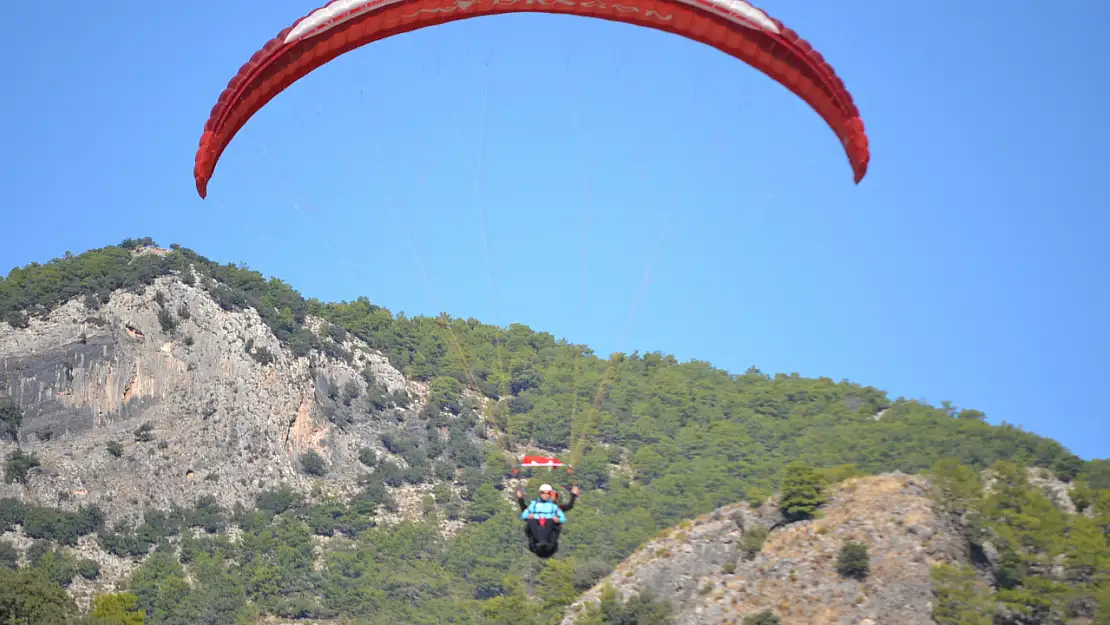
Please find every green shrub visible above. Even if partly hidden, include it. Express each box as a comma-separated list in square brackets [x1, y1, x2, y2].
[837, 541, 870, 580]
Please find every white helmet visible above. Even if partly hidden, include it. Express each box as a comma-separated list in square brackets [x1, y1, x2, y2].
[539, 483, 553, 492]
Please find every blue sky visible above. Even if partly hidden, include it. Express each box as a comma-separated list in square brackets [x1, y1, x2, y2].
[2, 1, 1107, 460]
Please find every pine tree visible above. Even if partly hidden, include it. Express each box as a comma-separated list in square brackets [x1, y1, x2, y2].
[780, 461, 826, 522]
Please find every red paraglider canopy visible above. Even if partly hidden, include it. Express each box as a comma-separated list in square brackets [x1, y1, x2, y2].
[194, 0, 869, 197]
[520, 455, 566, 468]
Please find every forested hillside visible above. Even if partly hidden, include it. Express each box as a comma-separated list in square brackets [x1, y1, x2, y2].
[0, 239, 1105, 624]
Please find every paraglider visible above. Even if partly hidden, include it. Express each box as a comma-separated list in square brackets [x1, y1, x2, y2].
[517, 483, 580, 558]
[514, 455, 578, 557]
[189, 0, 872, 559]
[193, 0, 870, 198]
[518, 455, 567, 470]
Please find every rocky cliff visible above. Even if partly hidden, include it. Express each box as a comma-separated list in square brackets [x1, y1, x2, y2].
[560, 473, 971, 625]
[0, 271, 430, 525]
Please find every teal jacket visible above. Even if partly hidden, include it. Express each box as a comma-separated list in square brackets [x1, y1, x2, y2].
[521, 499, 566, 523]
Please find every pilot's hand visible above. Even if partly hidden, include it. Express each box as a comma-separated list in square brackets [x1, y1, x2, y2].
[571, 486, 580, 496]
[516, 488, 524, 498]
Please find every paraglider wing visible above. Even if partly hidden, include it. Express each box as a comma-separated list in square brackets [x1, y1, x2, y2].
[194, 0, 869, 198]
[520, 455, 566, 468]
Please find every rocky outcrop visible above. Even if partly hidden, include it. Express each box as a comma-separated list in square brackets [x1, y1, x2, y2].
[1010, 466, 1078, 515]
[0, 275, 422, 525]
[561, 473, 968, 625]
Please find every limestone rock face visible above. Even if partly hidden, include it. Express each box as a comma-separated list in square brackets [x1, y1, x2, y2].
[0, 276, 419, 525]
[560, 474, 969, 625]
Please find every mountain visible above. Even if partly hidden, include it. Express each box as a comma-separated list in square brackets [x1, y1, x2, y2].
[0, 247, 437, 525]
[0, 238, 1105, 625]
[561, 463, 1110, 625]
[560, 472, 967, 625]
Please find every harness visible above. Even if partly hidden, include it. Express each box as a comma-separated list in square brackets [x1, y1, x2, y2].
[524, 499, 563, 525]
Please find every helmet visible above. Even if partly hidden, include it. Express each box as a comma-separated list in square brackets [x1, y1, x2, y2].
[539, 484, 553, 492]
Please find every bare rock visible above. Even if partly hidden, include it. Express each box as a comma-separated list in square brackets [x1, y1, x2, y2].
[561, 474, 969, 625]
[0, 275, 427, 524]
